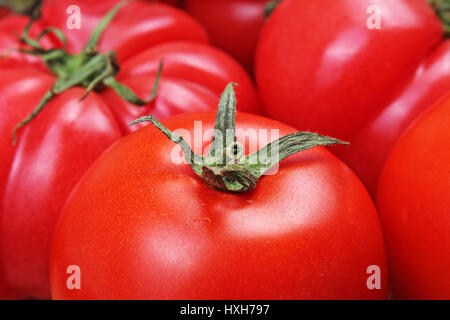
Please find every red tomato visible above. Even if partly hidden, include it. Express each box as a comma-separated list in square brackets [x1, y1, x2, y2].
[183, 0, 268, 72]
[335, 40, 450, 195]
[50, 110, 388, 299]
[0, 16, 56, 70]
[255, 0, 450, 195]
[103, 41, 260, 133]
[0, 0, 258, 299]
[0, 8, 10, 18]
[0, 70, 122, 300]
[377, 94, 450, 299]
[158, 0, 180, 5]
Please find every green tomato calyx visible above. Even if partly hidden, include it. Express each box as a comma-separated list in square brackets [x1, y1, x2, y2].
[10, 1, 162, 145]
[130, 83, 349, 193]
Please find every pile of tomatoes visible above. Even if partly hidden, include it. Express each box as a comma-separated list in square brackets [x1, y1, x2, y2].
[0, 0, 449, 300]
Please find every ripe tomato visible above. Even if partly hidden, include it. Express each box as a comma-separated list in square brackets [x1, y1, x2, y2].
[0, 8, 10, 19]
[183, 0, 268, 72]
[334, 40, 450, 195]
[0, 0, 258, 299]
[0, 69, 122, 300]
[255, 0, 450, 195]
[377, 94, 450, 299]
[50, 90, 388, 299]
[158, 0, 180, 5]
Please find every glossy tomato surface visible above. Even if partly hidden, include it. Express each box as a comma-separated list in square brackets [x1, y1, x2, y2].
[377, 95, 450, 299]
[184, 0, 267, 72]
[255, 0, 448, 196]
[50, 112, 388, 299]
[334, 39, 450, 196]
[0, 0, 258, 299]
[0, 8, 10, 18]
[104, 41, 259, 133]
[0, 69, 122, 299]
[256, 0, 442, 139]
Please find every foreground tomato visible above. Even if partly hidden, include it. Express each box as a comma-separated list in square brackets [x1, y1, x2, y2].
[256, 0, 450, 195]
[50, 84, 387, 299]
[183, 0, 269, 72]
[0, 0, 258, 299]
[377, 94, 450, 299]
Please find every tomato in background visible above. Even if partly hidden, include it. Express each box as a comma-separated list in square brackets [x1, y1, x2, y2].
[0, 70, 122, 300]
[0, 7, 10, 18]
[255, 0, 450, 196]
[183, 0, 268, 72]
[50, 109, 388, 299]
[335, 40, 450, 195]
[159, 0, 180, 5]
[0, 0, 258, 299]
[377, 94, 450, 299]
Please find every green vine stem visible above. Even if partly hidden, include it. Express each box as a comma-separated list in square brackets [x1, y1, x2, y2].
[10, 1, 163, 145]
[130, 83, 348, 193]
[429, 0, 450, 36]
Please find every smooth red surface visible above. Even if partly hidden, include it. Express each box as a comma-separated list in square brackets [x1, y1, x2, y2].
[50, 112, 388, 300]
[255, 0, 448, 195]
[157, 0, 180, 6]
[0, 0, 258, 299]
[40, 0, 208, 61]
[0, 70, 122, 299]
[104, 41, 259, 133]
[377, 95, 450, 299]
[335, 40, 450, 195]
[0, 8, 10, 18]
[184, 0, 267, 72]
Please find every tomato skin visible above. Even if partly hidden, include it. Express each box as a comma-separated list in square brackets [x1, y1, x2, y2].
[0, 8, 10, 18]
[183, 0, 267, 72]
[50, 112, 388, 300]
[256, 0, 442, 139]
[104, 41, 260, 132]
[255, 0, 449, 196]
[0, 69, 122, 299]
[40, 0, 209, 61]
[0, 0, 259, 299]
[334, 40, 450, 195]
[377, 95, 450, 299]
[158, 0, 180, 5]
